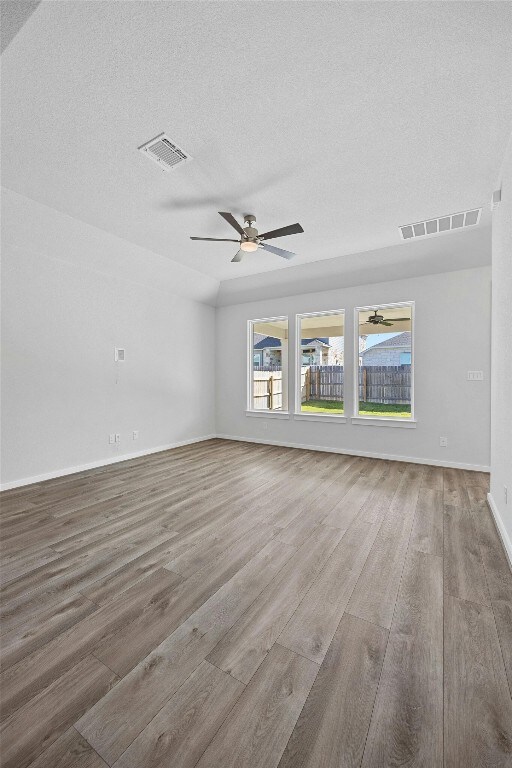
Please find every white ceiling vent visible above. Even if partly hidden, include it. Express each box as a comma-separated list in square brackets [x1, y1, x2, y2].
[138, 133, 192, 172]
[399, 208, 481, 240]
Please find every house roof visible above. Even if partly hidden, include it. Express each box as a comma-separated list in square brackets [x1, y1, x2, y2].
[362, 331, 411, 352]
[253, 336, 281, 350]
[301, 338, 330, 347]
[253, 333, 330, 349]
[254, 336, 331, 350]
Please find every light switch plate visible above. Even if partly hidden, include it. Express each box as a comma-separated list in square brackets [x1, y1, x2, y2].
[467, 371, 483, 381]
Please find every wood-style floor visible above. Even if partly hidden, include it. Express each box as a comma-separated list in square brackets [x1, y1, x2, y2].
[1, 439, 511, 768]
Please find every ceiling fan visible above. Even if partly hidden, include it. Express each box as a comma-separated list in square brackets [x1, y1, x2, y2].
[190, 212, 304, 262]
[361, 309, 411, 327]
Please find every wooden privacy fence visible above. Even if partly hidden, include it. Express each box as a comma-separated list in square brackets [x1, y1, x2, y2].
[253, 369, 283, 410]
[254, 365, 411, 409]
[359, 365, 411, 405]
[299, 365, 410, 404]
[301, 366, 344, 402]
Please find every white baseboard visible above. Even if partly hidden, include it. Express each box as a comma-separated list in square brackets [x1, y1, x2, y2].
[0, 435, 217, 491]
[487, 493, 512, 571]
[216, 433, 490, 472]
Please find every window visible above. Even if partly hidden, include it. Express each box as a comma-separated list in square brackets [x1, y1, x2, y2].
[248, 317, 288, 411]
[296, 310, 344, 415]
[356, 302, 413, 420]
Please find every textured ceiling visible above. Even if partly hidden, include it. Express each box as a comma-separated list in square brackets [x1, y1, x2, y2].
[0, 1, 41, 53]
[2, 1, 511, 283]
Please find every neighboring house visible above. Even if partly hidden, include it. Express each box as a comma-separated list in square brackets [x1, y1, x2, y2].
[253, 335, 283, 367]
[253, 336, 342, 367]
[327, 336, 345, 365]
[361, 332, 412, 366]
[301, 338, 331, 365]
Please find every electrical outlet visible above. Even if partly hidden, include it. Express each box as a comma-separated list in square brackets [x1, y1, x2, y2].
[115, 434, 120, 443]
[467, 371, 483, 381]
[132, 430, 139, 441]
[109, 434, 115, 445]
[440, 437, 448, 447]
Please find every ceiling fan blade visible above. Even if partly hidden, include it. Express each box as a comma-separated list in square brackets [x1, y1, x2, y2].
[387, 317, 410, 322]
[381, 321, 394, 326]
[260, 242, 296, 260]
[218, 212, 246, 237]
[231, 250, 243, 262]
[259, 222, 304, 240]
[190, 237, 240, 242]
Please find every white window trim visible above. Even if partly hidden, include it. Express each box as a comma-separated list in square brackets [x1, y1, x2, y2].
[247, 316, 288, 414]
[354, 301, 415, 423]
[351, 416, 417, 428]
[294, 309, 345, 420]
[245, 410, 290, 419]
[294, 413, 347, 423]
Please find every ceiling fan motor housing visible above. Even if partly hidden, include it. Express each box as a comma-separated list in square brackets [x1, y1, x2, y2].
[243, 215, 258, 242]
[244, 227, 259, 241]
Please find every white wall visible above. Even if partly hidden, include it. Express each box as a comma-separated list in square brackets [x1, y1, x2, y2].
[1, 189, 218, 488]
[216, 266, 491, 470]
[0, 187, 497, 490]
[490, 135, 512, 563]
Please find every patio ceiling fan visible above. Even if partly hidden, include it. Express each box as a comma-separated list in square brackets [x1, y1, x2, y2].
[362, 309, 410, 327]
[190, 212, 304, 262]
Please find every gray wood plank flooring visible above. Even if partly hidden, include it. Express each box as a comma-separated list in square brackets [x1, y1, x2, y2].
[1, 439, 510, 767]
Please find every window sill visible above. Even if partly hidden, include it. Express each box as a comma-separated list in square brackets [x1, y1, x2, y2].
[294, 412, 347, 423]
[245, 410, 290, 419]
[351, 416, 417, 429]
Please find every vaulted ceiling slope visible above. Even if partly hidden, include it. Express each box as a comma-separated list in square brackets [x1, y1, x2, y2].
[2, 1, 511, 284]
[216, 225, 492, 305]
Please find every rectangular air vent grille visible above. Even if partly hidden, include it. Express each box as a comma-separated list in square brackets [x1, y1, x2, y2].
[400, 208, 481, 240]
[138, 133, 192, 172]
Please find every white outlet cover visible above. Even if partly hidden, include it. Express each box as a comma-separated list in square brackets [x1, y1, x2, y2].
[467, 371, 483, 381]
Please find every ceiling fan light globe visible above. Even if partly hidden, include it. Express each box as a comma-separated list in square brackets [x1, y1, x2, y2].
[240, 240, 258, 252]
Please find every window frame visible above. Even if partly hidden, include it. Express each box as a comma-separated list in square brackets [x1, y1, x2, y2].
[294, 309, 346, 421]
[353, 301, 415, 425]
[247, 316, 289, 416]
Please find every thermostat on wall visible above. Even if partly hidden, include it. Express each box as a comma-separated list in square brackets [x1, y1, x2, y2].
[114, 347, 125, 362]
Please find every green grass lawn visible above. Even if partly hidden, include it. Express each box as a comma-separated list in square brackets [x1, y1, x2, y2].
[301, 400, 411, 418]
